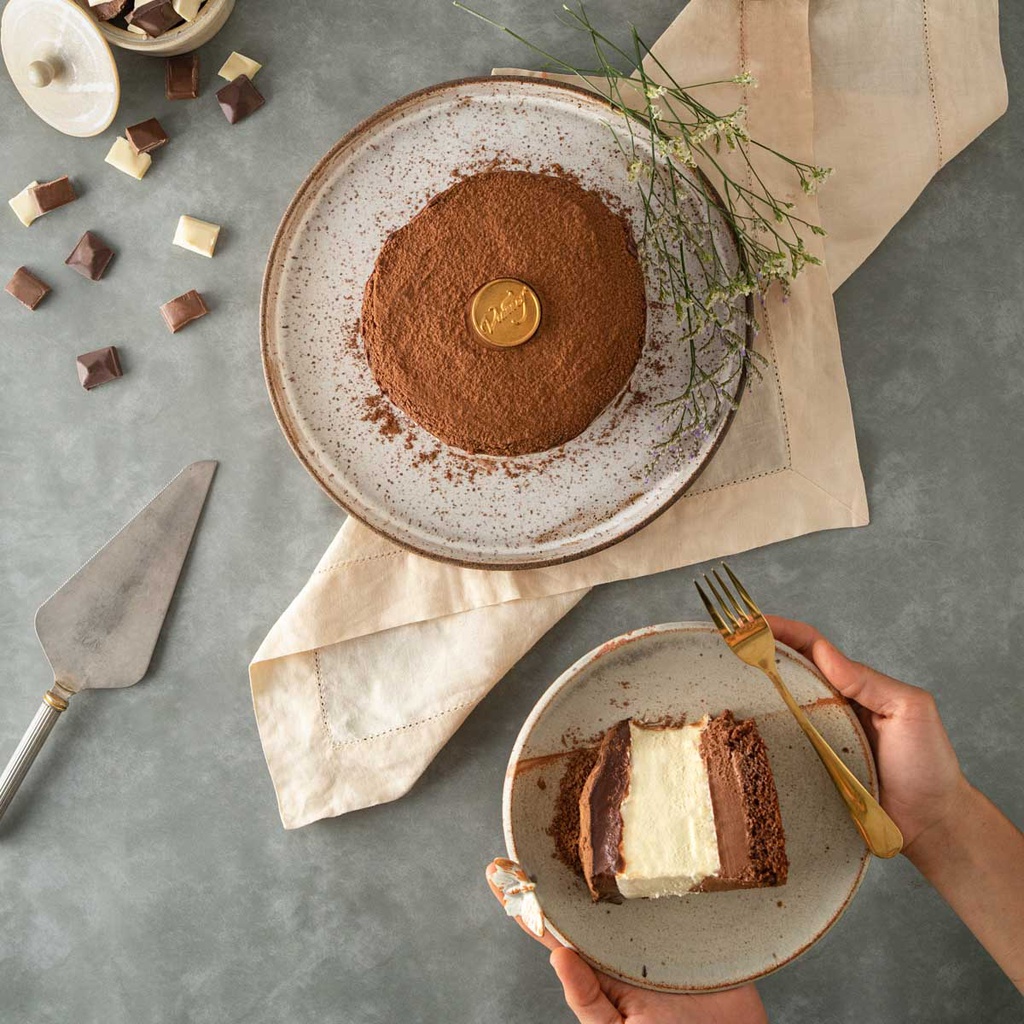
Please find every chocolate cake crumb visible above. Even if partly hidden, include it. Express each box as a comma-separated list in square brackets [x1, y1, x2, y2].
[548, 746, 599, 873]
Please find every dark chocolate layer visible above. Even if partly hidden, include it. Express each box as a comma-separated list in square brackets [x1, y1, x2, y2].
[578, 720, 630, 902]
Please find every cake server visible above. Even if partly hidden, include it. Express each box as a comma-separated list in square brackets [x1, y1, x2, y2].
[0, 460, 217, 827]
[695, 563, 904, 859]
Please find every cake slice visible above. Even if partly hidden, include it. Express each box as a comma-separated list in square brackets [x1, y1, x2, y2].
[578, 711, 787, 901]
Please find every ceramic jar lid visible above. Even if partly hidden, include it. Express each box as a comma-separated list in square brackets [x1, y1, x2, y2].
[1, 0, 120, 138]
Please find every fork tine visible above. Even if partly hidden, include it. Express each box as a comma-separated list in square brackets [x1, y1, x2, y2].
[722, 563, 764, 619]
[694, 579, 732, 635]
[703, 573, 740, 629]
[712, 569, 747, 623]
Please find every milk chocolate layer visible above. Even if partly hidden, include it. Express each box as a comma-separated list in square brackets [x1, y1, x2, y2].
[698, 711, 788, 890]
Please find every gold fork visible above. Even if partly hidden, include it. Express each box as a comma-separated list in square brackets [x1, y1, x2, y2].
[695, 564, 903, 859]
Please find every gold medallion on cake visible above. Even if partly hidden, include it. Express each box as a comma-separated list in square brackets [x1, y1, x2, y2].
[469, 278, 541, 348]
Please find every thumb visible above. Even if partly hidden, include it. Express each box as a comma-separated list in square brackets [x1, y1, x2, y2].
[550, 949, 623, 1024]
[765, 616, 920, 716]
[804, 636, 917, 717]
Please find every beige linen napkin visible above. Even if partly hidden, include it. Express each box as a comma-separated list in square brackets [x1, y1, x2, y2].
[250, 0, 1006, 828]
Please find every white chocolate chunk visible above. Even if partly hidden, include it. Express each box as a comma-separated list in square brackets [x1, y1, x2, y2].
[105, 137, 152, 180]
[88, 0, 109, 6]
[126, 21, 148, 35]
[172, 0, 202, 20]
[9, 181, 42, 226]
[172, 215, 221, 257]
[218, 51, 262, 81]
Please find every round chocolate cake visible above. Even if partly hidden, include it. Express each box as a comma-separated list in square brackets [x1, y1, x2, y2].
[361, 170, 647, 456]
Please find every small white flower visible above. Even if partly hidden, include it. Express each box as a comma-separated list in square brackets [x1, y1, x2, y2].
[645, 84, 667, 100]
[800, 165, 834, 194]
[669, 137, 696, 167]
[732, 70, 758, 87]
[627, 159, 646, 183]
[491, 859, 545, 938]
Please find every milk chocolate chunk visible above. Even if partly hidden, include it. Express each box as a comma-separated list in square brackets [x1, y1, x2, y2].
[29, 176, 77, 214]
[90, 0, 131, 21]
[127, 0, 182, 37]
[126, 117, 169, 155]
[216, 75, 264, 124]
[5, 267, 51, 310]
[165, 53, 199, 100]
[160, 289, 208, 333]
[65, 232, 115, 281]
[77, 346, 123, 390]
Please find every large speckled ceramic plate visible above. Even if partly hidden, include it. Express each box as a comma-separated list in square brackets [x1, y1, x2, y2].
[262, 77, 748, 569]
[503, 623, 875, 992]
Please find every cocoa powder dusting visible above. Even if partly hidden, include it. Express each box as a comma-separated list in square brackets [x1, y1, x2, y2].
[361, 394, 401, 439]
[548, 746, 599, 873]
[361, 170, 646, 456]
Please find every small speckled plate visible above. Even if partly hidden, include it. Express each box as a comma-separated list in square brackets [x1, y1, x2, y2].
[503, 623, 875, 992]
[261, 77, 749, 569]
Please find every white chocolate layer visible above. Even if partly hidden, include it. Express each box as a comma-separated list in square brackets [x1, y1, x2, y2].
[616, 718, 721, 898]
[105, 137, 152, 180]
[9, 181, 42, 227]
[173, 215, 221, 257]
[218, 51, 262, 81]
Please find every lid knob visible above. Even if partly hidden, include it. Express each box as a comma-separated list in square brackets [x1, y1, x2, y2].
[26, 57, 57, 88]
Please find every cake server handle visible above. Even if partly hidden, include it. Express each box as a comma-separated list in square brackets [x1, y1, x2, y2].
[765, 665, 903, 859]
[0, 689, 70, 827]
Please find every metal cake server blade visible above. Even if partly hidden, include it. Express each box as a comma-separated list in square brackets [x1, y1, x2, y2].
[0, 460, 217, 827]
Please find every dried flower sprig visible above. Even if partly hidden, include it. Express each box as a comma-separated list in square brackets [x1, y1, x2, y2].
[455, 2, 832, 463]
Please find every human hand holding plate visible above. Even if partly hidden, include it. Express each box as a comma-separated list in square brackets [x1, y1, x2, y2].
[486, 860, 767, 1024]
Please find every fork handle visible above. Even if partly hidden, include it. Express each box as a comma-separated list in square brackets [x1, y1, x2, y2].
[765, 665, 903, 858]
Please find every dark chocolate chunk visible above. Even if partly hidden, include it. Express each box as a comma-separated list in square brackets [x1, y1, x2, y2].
[126, 0, 182, 37]
[160, 289, 208, 333]
[65, 232, 115, 281]
[216, 74, 265, 124]
[77, 346, 123, 390]
[5, 267, 51, 310]
[165, 53, 199, 100]
[125, 117, 169, 155]
[90, 0, 131, 21]
[29, 176, 76, 214]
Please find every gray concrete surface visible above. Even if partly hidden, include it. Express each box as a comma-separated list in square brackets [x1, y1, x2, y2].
[1, 2, 1021, 1022]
